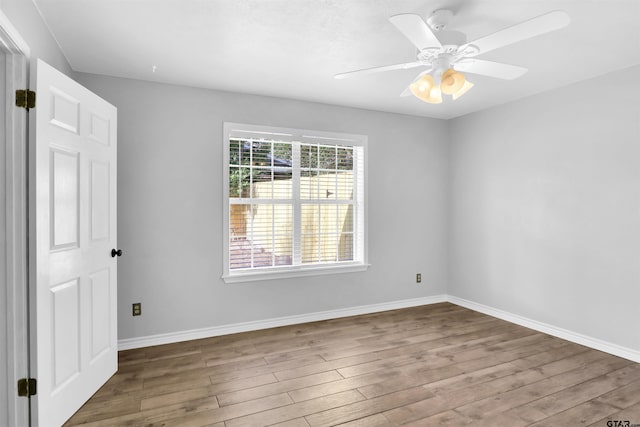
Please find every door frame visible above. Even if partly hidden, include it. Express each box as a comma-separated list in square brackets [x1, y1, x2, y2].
[0, 10, 30, 427]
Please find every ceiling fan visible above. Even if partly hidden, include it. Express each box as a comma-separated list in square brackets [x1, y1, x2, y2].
[335, 9, 570, 104]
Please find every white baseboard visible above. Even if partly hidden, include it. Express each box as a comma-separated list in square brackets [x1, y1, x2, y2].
[447, 295, 640, 364]
[118, 294, 640, 363]
[118, 295, 448, 350]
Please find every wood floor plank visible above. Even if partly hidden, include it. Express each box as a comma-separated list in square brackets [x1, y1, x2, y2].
[529, 400, 622, 427]
[587, 401, 640, 427]
[225, 389, 366, 427]
[288, 369, 398, 403]
[66, 395, 222, 427]
[206, 372, 279, 396]
[209, 355, 327, 385]
[63, 393, 141, 425]
[144, 395, 222, 424]
[594, 377, 640, 410]
[502, 363, 640, 424]
[421, 342, 587, 397]
[63, 303, 639, 427]
[383, 348, 613, 425]
[357, 363, 463, 399]
[271, 418, 309, 427]
[400, 410, 475, 426]
[442, 335, 572, 375]
[455, 354, 632, 421]
[334, 413, 393, 426]
[336, 352, 443, 378]
[305, 386, 434, 426]
[148, 392, 292, 427]
[140, 387, 215, 411]
[142, 374, 213, 395]
[270, 418, 311, 427]
[217, 371, 343, 406]
[273, 353, 384, 382]
[86, 373, 144, 400]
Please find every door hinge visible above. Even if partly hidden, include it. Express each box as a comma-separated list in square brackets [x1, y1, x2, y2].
[15, 89, 36, 109]
[17, 378, 37, 397]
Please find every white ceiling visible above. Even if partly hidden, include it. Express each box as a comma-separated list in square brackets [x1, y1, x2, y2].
[34, 0, 640, 119]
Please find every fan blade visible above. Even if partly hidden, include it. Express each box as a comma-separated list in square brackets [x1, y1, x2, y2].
[400, 68, 433, 97]
[460, 10, 570, 57]
[389, 14, 442, 50]
[454, 59, 527, 80]
[334, 61, 423, 79]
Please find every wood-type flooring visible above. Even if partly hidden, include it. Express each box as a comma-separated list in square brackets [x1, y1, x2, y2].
[64, 303, 640, 426]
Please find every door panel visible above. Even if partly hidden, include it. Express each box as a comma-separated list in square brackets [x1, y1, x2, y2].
[50, 147, 79, 250]
[50, 279, 80, 390]
[89, 268, 111, 358]
[89, 113, 110, 145]
[32, 59, 117, 427]
[49, 88, 80, 133]
[90, 160, 110, 241]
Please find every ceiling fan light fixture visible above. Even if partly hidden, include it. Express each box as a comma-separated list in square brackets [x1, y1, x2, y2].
[452, 79, 474, 100]
[410, 77, 443, 104]
[410, 74, 434, 93]
[410, 74, 441, 103]
[440, 68, 466, 95]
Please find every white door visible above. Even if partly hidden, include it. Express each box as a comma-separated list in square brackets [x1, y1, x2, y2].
[31, 59, 118, 427]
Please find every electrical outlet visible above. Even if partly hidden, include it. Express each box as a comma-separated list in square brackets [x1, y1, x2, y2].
[132, 303, 142, 316]
[416, 273, 422, 283]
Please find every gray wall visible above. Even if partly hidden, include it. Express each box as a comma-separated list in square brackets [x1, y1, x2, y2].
[449, 65, 640, 352]
[76, 73, 450, 340]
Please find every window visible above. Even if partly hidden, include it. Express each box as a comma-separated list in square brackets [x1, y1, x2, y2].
[222, 123, 368, 283]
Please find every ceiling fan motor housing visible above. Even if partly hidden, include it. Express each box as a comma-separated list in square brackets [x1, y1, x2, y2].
[426, 9, 454, 31]
[418, 10, 468, 71]
[433, 54, 453, 74]
[437, 30, 467, 47]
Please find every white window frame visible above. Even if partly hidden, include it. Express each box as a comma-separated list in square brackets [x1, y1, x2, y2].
[222, 122, 369, 283]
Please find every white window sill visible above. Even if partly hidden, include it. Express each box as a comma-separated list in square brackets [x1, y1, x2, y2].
[222, 263, 370, 284]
